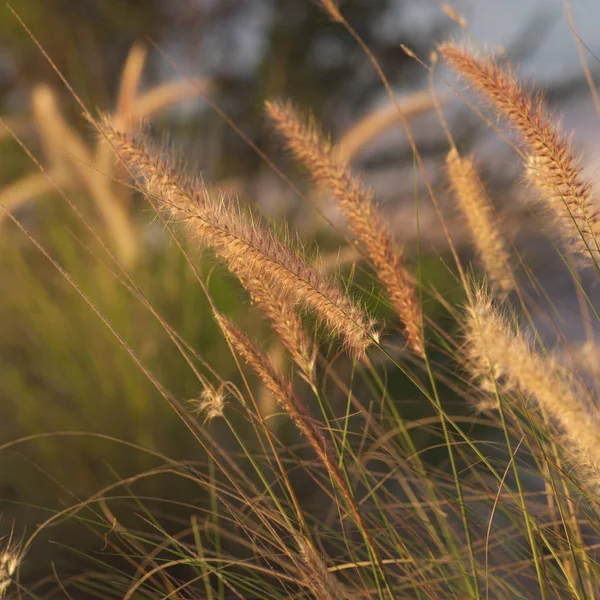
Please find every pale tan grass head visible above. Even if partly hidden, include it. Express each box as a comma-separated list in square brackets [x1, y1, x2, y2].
[241, 275, 316, 383]
[215, 313, 329, 459]
[216, 313, 387, 578]
[293, 533, 349, 600]
[465, 288, 600, 489]
[336, 91, 439, 162]
[446, 148, 514, 294]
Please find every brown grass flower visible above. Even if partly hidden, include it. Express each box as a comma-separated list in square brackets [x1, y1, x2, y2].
[216, 314, 329, 460]
[190, 385, 227, 423]
[217, 314, 388, 583]
[241, 275, 316, 383]
[293, 533, 349, 600]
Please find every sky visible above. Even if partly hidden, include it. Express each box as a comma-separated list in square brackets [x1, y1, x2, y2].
[466, 0, 600, 83]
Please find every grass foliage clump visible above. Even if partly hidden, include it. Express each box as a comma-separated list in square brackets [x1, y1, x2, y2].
[4, 3, 600, 599]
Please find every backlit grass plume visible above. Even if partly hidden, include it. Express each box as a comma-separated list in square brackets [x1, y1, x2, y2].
[100, 121, 377, 358]
[0, 537, 22, 599]
[446, 148, 514, 293]
[465, 289, 600, 489]
[266, 100, 423, 356]
[440, 42, 600, 264]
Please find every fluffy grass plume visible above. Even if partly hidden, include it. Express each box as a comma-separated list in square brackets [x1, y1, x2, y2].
[0, 537, 22, 599]
[266, 100, 424, 356]
[440, 42, 600, 264]
[465, 289, 600, 489]
[446, 148, 514, 293]
[100, 121, 377, 358]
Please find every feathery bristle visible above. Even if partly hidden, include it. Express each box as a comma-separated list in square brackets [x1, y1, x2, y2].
[190, 385, 227, 423]
[446, 149, 514, 293]
[440, 42, 600, 263]
[100, 120, 376, 358]
[266, 100, 423, 356]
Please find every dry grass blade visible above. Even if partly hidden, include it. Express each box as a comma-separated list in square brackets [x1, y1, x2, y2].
[321, 0, 343, 22]
[100, 122, 377, 357]
[446, 149, 514, 293]
[0, 116, 29, 143]
[130, 79, 211, 123]
[11, 85, 139, 265]
[0, 172, 53, 217]
[216, 314, 326, 452]
[266, 100, 423, 356]
[440, 42, 600, 263]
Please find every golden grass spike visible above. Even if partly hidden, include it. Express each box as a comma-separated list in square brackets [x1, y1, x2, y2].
[440, 4, 467, 30]
[446, 149, 514, 293]
[439, 42, 600, 263]
[0, 173, 54, 221]
[266, 100, 423, 356]
[101, 122, 376, 357]
[32, 84, 70, 180]
[321, 0, 343, 22]
[130, 79, 212, 123]
[465, 289, 600, 489]
[29, 85, 139, 266]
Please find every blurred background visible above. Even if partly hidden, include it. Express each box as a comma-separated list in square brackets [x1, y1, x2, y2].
[1, 0, 600, 596]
